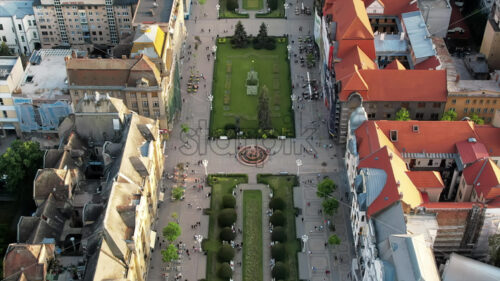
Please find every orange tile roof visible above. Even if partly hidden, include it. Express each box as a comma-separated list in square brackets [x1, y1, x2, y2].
[333, 0, 374, 40]
[463, 159, 500, 200]
[474, 126, 500, 156]
[406, 171, 444, 188]
[339, 69, 447, 102]
[414, 56, 441, 70]
[343, 67, 369, 91]
[362, 0, 419, 15]
[334, 46, 378, 82]
[358, 146, 422, 218]
[420, 202, 482, 209]
[456, 140, 489, 165]
[384, 59, 406, 70]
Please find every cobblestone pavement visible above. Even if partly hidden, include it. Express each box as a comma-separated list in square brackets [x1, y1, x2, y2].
[148, 0, 355, 280]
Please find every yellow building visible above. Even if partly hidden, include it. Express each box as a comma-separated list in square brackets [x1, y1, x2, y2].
[445, 78, 500, 124]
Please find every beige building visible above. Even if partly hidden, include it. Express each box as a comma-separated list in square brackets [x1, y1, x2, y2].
[5, 96, 164, 280]
[33, 0, 136, 52]
[0, 56, 25, 137]
[480, 0, 500, 69]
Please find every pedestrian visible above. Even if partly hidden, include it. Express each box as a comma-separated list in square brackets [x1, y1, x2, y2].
[301, 217, 304, 222]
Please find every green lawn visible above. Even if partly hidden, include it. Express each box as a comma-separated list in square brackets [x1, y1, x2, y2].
[243, 0, 263, 10]
[257, 175, 300, 281]
[210, 38, 294, 138]
[218, 0, 250, 18]
[205, 175, 248, 281]
[256, 0, 285, 18]
[242, 190, 263, 281]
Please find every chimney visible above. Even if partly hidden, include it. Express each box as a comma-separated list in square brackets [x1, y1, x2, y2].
[455, 74, 460, 82]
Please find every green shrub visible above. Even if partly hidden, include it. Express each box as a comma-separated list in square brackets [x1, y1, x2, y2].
[222, 194, 236, 208]
[224, 124, 237, 130]
[226, 129, 236, 139]
[269, 197, 286, 210]
[272, 262, 288, 279]
[271, 226, 287, 242]
[218, 262, 233, 280]
[219, 227, 236, 241]
[268, 0, 278, 10]
[263, 37, 276, 50]
[271, 244, 286, 261]
[227, 0, 238, 11]
[270, 210, 286, 226]
[218, 244, 235, 262]
[218, 208, 237, 227]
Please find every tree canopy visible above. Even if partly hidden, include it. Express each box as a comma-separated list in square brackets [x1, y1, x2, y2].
[316, 178, 336, 198]
[231, 21, 248, 48]
[395, 108, 410, 121]
[161, 244, 179, 262]
[322, 198, 339, 216]
[0, 42, 11, 56]
[163, 222, 182, 242]
[172, 187, 185, 200]
[0, 140, 43, 194]
[328, 234, 341, 245]
[469, 113, 484, 125]
[441, 110, 457, 121]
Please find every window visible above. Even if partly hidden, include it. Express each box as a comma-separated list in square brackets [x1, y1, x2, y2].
[132, 102, 138, 108]
[479, 100, 484, 104]
[452, 99, 456, 104]
[483, 108, 488, 113]
[415, 113, 424, 119]
[473, 99, 477, 104]
[92, 31, 96, 35]
[430, 113, 439, 120]
[476, 108, 480, 113]
[466, 99, 470, 104]
[470, 107, 474, 113]
[99, 31, 102, 35]
[2, 111, 7, 118]
[143, 101, 148, 107]
[153, 109, 160, 117]
[33, 32, 37, 38]
[450, 108, 455, 111]
[28, 20, 32, 26]
[428, 159, 433, 166]
[367, 113, 376, 119]
[153, 101, 159, 107]
[417, 102, 426, 108]
[386, 113, 391, 118]
[152, 93, 158, 97]
[491, 108, 495, 113]
[0, 24, 3, 30]
[143, 109, 150, 116]
[487, 117, 492, 122]
[494, 100, 497, 104]
[1, 36, 6, 42]
[18, 24, 22, 31]
[21, 36, 25, 42]
[401, 102, 409, 108]
[141, 93, 147, 98]
[433, 102, 441, 108]
[486, 100, 490, 104]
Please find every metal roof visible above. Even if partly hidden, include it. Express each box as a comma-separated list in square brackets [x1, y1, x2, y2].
[401, 11, 436, 59]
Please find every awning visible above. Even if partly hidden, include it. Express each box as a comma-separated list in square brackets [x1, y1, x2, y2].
[150, 231, 157, 249]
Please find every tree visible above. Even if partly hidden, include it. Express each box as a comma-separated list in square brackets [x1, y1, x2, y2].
[218, 263, 233, 280]
[258, 85, 271, 129]
[271, 244, 286, 261]
[0, 140, 43, 194]
[271, 226, 287, 242]
[269, 197, 286, 210]
[222, 194, 236, 208]
[257, 22, 268, 41]
[469, 113, 484, 125]
[316, 178, 336, 198]
[0, 42, 11, 56]
[441, 110, 457, 121]
[231, 21, 248, 48]
[395, 108, 410, 121]
[181, 123, 190, 133]
[268, 0, 278, 10]
[219, 227, 236, 242]
[163, 222, 181, 242]
[328, 234, 341, 245]
[217, 245, 235, 262]
[172, 187, 184, 200]
[226, 0, 238, 12]
[161, 244, 179, 262]
[489, 234, 500, 267]
[322, 198, 339, 216]
[218, 208, 237, 227]
[271, 262, 289, 279]
[270, 210, 286, 226]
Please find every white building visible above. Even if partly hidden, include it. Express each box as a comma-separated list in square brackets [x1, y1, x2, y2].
[0, 0, 40, 55]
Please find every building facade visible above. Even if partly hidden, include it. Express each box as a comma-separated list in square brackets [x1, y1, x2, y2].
[33, 0, 136, 52]
[0, 0, 41, 55]
[0, 56, 25, 136]
[480, 0, 500, 69]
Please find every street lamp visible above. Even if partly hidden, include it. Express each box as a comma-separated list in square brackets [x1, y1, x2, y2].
[216, 4, 220, 19]
[202, 159, 208, 176]
[208, 94, 213, 110]
[195, 234, 203, 252]
[284, 3, 289, 19]
[296, 159, 303, 175]
[301, 234, 309, 252]
[287, 44, 292, 60]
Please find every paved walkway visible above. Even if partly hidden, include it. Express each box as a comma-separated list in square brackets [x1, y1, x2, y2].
[148, 0, 355, 280]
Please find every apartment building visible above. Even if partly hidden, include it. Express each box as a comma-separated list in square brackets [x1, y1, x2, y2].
[33, 0, 136, 52]
[3, 96, 163, 280]
[0, 56, 24, 137]
[480, 0, 500, 69]
[0, 0, 41, 55]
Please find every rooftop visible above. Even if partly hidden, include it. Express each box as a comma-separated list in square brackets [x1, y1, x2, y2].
[0, 57, 18, 80]
[401, 11, 436, 59]
[0, 0, 34, 18]
[442, 253, 500, 281]
[133, 0, 174, 25]
[18, 49, 73, 100]
[374, 33, 408, 54]
[362, 0, 419, 15]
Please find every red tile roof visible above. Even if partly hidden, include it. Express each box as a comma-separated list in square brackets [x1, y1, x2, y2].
[463, 159, 500, 200]
[420, 202, 482, 209]
[358, 146, 422, 218]
[406, 171, 444, 188]
[362, 0, 419, 15]
[332, 0, 374, 40]
[355, 120, 481, 159]
[384, 59, 406, 70]
[334, 46, 377, 82]
[414, 56, 441, 70]
[338, 69, 447, 102]
[456, 140, 489, 165]
[474, 126, 500, 156]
